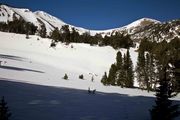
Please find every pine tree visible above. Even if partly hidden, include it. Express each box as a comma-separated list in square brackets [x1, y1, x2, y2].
[136, 51, 157, 91]
[61, 25, 70, 43]
[79, 74, 84, 79]
[101, 72, 108, 85]
[0, 96, 11, 120]
[50, 28, 61, 42]
[123, 49, 134, 88]
[63, 74, 68, 80]
[146, 53, 158, 91]
[39, 24, 47, 38]
[116, 51, 125, 87]
[150, 67, 179, 120]
[136, 51, 146, 89]
[107, 64, 117, 85]
[71, 27, 79, 43]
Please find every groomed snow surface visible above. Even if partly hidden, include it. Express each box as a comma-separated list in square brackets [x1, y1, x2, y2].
[0, 32, 179, 120]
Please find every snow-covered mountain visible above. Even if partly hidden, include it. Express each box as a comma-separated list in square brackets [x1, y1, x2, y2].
[0, 4, 179, 41]
[0, 4, 88, 35]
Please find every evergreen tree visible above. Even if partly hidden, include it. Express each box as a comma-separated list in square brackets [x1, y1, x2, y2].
[146, 53, 157, 91]
[63, 74, 68, 80]
[39, 24, 47, 38]
[0, 96, 11, 120]
[116, 51, 125, 87]
[123, 49, 134, 88]
[150, 67, 180, 120]
[116, 51, 123, 68]
[136, 51, 146, 89]
[101, 72, 108, 85]
[107, 64, 117, 85]
[79, 74, 84, 79]
[61, 25, 70, 43]
[50, 28, 61, 42]
[136, 49, 157, 91]
[71, 27, 79, 43]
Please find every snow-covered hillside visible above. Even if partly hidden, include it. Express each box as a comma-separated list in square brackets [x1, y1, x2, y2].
[0, 31, 179, 100]
[0, 31, 155, 97]
[0, 31, 179, 120]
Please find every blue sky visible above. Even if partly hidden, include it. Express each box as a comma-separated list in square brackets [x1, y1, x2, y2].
[1, 0, 180, 30]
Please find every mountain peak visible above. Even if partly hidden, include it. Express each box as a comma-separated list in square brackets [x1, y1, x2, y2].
[125, 17, 161, 29]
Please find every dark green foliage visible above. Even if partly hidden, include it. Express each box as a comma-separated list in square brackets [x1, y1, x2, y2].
[101, 72, 108, 85]
[102, 50, 134, 88]
[0, 19, 37, 35]
[150, 67, 180, 120]
[174, 60, 180, 92]
[60, 25, 71, 43]
[107, 64, 118, 85]
[71, 27, 80, 43]
[0, 96, 11, 120]
[50, 42, 56, 48]
[39, 24, 47, 38]
[63, 74, 68, 80]
[136, 51, 157, 91]
[49, 26, 134, 49]
[123, 50, 134, 88]
[116, 51, 125, 87]
[137, 38, 180, 119]
[50, 28, 62, 42]
[145, 53, 157, 91]
[136, 51, 146, 88]
[116, 51, 123, 68]
[136, 37, 180, 92]
[100, 33, 134, 49]
[79, 74, 84, 79]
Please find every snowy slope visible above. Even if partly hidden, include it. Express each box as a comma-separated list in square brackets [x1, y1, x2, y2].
[0, 31, 180, 100]
[0, 31, 161, 98]
[0, 31, 179, 120]
[0, 5, 17, 22]
[0, 5, 90, 35]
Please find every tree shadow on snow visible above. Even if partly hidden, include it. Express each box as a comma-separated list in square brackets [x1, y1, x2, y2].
[0, 80, 179, 120]
[0, 54, 25, 61]
[0, 65, 44, 73]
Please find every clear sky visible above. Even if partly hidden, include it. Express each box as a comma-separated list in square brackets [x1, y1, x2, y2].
[1, 0, 180, 30]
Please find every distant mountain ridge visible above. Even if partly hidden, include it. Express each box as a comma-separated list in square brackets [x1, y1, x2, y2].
[0, 4, 179, 42]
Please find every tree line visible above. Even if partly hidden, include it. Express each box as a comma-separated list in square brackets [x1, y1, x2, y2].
[136, 37, 180, 92]
[0, 21, 134, 49]
[0, 19, 37, 35]
[49, 25, 134, 49]
[100, 37, 180, 120]
[101, 49, 134, 88]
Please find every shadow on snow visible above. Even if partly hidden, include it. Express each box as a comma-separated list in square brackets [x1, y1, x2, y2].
[0, 79, 179, 120]
[0, 54, 25, 61]
[0, 65, 44, 73]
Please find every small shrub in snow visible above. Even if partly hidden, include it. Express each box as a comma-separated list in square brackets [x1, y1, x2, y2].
[50, 42, 56, 48]
[79, 74, 84, 80]
[63, 74, 68, 80]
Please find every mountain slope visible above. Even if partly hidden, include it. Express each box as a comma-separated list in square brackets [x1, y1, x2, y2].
[1, 4, 179, 41]
[0, 5, 89, 35]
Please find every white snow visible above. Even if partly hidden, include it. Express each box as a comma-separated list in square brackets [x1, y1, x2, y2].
[0, 31, 153, 97]
[0, 4, 179, 120]
[125, 18, 160, 29]
[0, 30, 179, 120]
[0, 31, 179, 100]
[0, 5, 15, 22]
